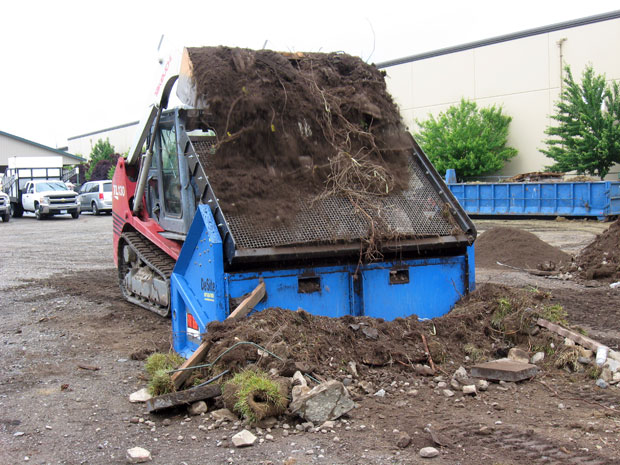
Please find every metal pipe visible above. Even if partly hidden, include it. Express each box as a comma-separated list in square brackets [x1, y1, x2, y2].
[132, 105, 163, 214]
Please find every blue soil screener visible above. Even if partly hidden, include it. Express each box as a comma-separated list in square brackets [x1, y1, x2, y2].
[170, 140, 476, 357]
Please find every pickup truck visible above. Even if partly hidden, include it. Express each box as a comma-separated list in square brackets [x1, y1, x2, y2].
[0, 191, 9, 222]
[22, 180, 80, 220]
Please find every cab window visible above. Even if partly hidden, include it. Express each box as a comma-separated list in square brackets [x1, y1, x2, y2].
[160, 127, 182, 217]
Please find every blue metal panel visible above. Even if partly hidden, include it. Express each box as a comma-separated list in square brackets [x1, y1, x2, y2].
[361, 256, 469, 320]
[448, 181, 620, 218]
[227, 267, 352, 318]
[171, 205, 226, 356]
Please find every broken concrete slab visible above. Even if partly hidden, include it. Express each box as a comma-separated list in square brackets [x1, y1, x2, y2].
[145, 384, 221, 413]
[471, 359, 538, 382]
[231, 429, 257, 447]
[289, 380, 354, 424]
[129, 388, 152, 403]
[126, 447, 152, 463]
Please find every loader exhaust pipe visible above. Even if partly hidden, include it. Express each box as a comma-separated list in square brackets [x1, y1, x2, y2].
[132, 105, 163, 215]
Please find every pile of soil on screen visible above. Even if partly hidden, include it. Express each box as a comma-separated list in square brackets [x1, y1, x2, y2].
[475, 227, 571, 270]
[186, 46, 413, 226]
[573, 219, 620, 281]
[194, 284, 561, 384]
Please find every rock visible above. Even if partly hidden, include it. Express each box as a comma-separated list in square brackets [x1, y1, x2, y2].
[596, 379, 609, 389]
[476, 380, 489, 391]
[320, 420, 335, 429]
[292, 385, 311, 402]
[289, 380, 355, 424]
[126, 447, 152, 463]
[348, 361, 358, 378]
[232, 429, 257, 447]
[462, 385, 477, 395]
[342, 378, 352, 387]
[419, 446, 439, 458]
[604, 359, 620, 373]
[600, 368, 613, 383]
[188, 401, 208, 416]
[564, 338, 576, 347]
[450, 379, 460, 390]
[374, 389, 386, 397]
[362, 327, 378, 339]
[211, 408, 238, 422]
[471, 359, 538, 382]
[453, 366, 468, 380]
[613, 372, 620, 383]
[580, 348, 594, 359]
[292, 371, 307, 387]
[436, 381, 447, 389]
[578, 357, 592, 365]
[301, 421, 314, 431]
[358, 380, 373, 394]
[129, 388, 152, 403]
[508, 348, 530, 364]
[443, 389, 454, 398]
[162, 418, 171, 426]
[417, 364, 435, 376]
[396, 432, 411, 448]
[265, 434, 274, 441]
[530, 352, 545, 364]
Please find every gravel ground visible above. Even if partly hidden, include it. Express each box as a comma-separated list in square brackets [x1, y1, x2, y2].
[1, 215, 619, 465]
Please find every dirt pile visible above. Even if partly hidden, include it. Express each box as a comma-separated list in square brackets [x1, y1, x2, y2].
[186, 46, 413, 224]
[475, 227, 571, 270]
[574, 219, 620, 281]
[195, 284, 559, 383]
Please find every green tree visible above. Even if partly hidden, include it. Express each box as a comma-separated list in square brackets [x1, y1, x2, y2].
[415, 99, 517, 178]
[86, 138, 116, 180]
[542, 65, 620, 179]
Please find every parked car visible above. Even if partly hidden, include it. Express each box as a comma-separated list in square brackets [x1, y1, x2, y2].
[78, 180, 112, 215]
[0, 191, 10, 222]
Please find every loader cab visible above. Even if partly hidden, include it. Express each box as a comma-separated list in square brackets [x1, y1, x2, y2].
[146, 109, 196, 238]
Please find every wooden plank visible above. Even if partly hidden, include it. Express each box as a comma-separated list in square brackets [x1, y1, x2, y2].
[227, 280, 266, 321]
[146, 384, 222, 413]
[536, 318, 620, 362]
[171, 341, 211, 390]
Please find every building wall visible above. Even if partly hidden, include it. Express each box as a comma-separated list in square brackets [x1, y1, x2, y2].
[383, 16, 620, 178]
[67, 122, 138, 160]
[0, 133, 80, 171]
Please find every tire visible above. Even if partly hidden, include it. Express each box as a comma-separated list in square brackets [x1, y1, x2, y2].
[35, 204, 44, 221]
[11, 203, 23, 218]
[2, 212, 9, 222]
[71, 210, 80, 219]
[92, 202, 99, 216]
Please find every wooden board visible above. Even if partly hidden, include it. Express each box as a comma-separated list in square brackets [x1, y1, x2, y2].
[146, 384, 222, 413]
[227, 280, 266, 321]
[171, 341, 211, 390]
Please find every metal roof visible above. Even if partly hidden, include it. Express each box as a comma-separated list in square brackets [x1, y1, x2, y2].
[0, 130, 85, 162]
[377, 10, 620, 69]
[68, 120, 139, 141]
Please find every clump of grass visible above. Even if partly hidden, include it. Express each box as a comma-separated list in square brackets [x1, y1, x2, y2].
[539, 304, 568, 326]
[491, 298, 513, 330]
[149, 369, 175, 396]
[464, 343, 483, 362]
[145, 352, 184, 377]
[224, 370, 286, 424]
[587, 365, 602, 380]
[144, 352, 185, 396]
[555, 346, 581, 372]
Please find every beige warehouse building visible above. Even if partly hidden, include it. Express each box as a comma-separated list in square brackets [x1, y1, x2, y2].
[378, 10, 620, 179]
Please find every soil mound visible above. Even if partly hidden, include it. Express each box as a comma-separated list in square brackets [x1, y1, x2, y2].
[475, 227, 570, 270]
[186, 46, 413, 224]
[575, 220, 620, 281]
[198, 283, 556, 381]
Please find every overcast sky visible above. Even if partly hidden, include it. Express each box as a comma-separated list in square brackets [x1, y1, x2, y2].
[1, 0, 619, 153]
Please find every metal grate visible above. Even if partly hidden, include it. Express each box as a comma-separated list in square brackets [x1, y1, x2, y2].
[194, 142, 461, 251]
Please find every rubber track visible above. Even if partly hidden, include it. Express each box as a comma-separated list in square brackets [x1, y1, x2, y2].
[119, 231, 176, 316]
